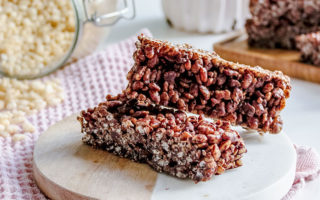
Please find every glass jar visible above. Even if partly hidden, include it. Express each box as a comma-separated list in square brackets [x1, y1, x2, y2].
[0, 0, 135, 79]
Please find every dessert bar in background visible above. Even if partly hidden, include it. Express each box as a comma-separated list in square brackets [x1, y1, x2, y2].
[296, 32, 320, 66]
[78, 94, 246, 182]
[126, 35, 291, 134]
[246, 0, 320, 49]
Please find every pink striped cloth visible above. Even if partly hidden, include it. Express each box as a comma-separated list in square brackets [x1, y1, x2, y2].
[0, 29, 319, 200]
[282, 145, 320, 200]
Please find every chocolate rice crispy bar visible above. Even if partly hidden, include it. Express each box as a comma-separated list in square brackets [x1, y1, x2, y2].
[296, 32, 320, 66]
[246, 0, 320, 49]
[78, 94, 246, 182]
[126, 35, 291, 134]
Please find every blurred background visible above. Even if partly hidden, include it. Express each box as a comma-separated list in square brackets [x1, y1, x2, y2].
[0, 0, 320, 199]
[105, 0, 248, 49]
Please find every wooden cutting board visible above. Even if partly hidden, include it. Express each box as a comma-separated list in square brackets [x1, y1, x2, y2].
[214, 37, 320, 84]
[33, 114, 296, 200]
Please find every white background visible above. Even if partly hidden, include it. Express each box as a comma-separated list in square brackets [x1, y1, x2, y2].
[104, 0, 320, 199]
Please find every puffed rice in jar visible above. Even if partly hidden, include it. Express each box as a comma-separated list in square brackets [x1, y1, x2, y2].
[0, 0, 134, 79]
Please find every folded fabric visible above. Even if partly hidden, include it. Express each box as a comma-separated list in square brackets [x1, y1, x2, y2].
[282, 145, 320, 200]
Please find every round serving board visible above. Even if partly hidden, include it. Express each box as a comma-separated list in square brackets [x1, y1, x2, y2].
[33, 114, 296, 200]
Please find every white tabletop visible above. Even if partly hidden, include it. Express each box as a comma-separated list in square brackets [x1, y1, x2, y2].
[104, 0, 320, 199]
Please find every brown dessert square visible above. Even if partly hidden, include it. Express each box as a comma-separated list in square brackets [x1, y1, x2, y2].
[296, 32, 320, 66]
[78, 94, 246, 182]
[126, 35, 291, 133]
[246, 0, 320, 49]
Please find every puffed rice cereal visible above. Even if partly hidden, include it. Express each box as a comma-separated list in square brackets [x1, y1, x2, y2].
[0, 0, 75, 77]
[0, 78, 64, 141]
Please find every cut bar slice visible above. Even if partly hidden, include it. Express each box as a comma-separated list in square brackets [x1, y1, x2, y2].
[126, 35, 291, 133]
[296, 32, 320, 66]
[246, 0, 320, 49]
[246, 19, 319, 49]
[78, 94, 246, 182]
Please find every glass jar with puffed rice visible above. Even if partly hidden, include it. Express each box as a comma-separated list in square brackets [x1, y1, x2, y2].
[0, 0, 135, 79]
